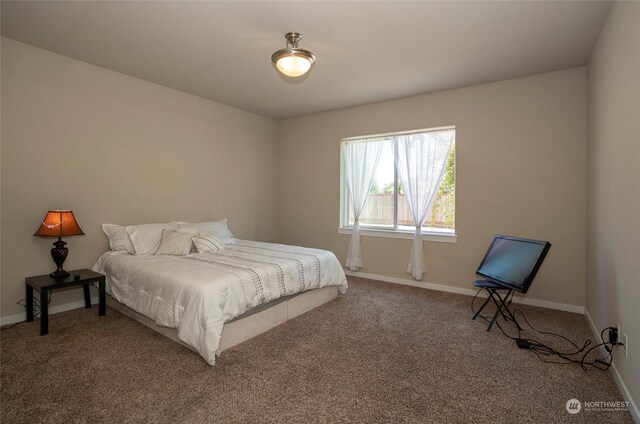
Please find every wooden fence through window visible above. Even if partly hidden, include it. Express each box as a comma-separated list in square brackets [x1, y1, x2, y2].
[357, 194, 454, 229]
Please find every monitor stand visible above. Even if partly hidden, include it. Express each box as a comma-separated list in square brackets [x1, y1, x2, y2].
[472, 280, 522, 332]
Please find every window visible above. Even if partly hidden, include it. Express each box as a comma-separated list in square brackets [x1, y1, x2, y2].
[340, 127, 456, 240]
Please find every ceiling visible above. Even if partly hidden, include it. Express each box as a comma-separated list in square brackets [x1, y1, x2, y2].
[1, 1, 611, 120]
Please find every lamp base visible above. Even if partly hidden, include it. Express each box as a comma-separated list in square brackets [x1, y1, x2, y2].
[50, 270, 70, 279]
[50, 238, 69, 279]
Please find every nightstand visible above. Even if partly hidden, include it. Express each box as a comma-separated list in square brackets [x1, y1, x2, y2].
[25, 269, 106, 335]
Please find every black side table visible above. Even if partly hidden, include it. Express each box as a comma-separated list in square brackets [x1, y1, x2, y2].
[25, 269, 106, 335]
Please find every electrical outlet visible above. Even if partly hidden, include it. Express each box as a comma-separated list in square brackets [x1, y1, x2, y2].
[623, 333, 628, 357]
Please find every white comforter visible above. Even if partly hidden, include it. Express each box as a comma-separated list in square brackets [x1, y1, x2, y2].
[92, 240, 348, 364]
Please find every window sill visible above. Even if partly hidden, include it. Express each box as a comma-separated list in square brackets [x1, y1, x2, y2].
[337, 227, 457, 243]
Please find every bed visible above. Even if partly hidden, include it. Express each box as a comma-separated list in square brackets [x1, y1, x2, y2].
[92, 239, 348, 365]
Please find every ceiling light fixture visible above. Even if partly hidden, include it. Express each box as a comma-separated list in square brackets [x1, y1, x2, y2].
[271, 32, 316, 78]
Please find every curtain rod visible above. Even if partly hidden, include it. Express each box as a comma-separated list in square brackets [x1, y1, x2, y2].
[341, 125, 455, 142]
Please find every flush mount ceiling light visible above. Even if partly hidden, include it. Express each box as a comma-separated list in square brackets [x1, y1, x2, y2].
[271, 32, 316, 78]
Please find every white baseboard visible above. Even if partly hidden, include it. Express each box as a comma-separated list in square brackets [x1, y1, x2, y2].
[344, 270, 584, 314]
[1, 297, 100, 326]
[584, 310, 639, 423]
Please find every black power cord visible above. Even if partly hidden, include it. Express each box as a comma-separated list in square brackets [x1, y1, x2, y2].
[471, 288, 624, 371]
[1, 293, 52, 331]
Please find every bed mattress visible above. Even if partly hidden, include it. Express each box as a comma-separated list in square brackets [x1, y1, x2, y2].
[92, 240, 348, 364]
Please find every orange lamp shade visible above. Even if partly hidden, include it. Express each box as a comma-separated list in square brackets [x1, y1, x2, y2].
[33, 210, 85, 238]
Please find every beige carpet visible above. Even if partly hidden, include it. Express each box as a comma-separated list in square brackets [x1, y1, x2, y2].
[1, 277, 633, 423]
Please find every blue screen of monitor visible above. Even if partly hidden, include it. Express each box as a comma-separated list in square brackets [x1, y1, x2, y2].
[478, 238, 546, 287]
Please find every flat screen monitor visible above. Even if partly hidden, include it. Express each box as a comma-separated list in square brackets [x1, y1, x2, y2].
[476, 235, 551, 293]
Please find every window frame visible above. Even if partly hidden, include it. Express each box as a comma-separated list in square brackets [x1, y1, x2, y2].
[339, 126, 457, 243]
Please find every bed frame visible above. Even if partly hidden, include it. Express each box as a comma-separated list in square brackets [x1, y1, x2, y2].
[106, 286, 338, 354]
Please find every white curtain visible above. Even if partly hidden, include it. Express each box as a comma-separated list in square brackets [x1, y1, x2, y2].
[394, 131, 454, 280]
[343, 140, 384, 271]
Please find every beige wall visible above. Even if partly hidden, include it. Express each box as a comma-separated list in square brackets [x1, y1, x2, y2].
[0, 38, 279, 318]
[587, 1, 640, 412]
[279, 68, 587, 307]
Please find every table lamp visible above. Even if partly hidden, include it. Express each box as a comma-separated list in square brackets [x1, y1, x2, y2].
[34, 210, 85, 278]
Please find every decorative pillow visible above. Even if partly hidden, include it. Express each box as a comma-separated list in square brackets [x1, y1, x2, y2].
[179, 219, 234, 243]
[126, 222, 179, 255]
[155, 230, 194, 256]
[175, 225, 199, 252]
[101, 224, 135, 254]
[192, 234, 226, 254]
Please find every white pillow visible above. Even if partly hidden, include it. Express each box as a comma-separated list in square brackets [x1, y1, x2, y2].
[192, 234, 226, 253]
[176, 225, 199, 235]
[179, 219, 234, 242]
[126, 222, 179, 255]
[155, 230, 193, 256]
[102, 224, 135, 254]
[175, 225, 199, 252]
